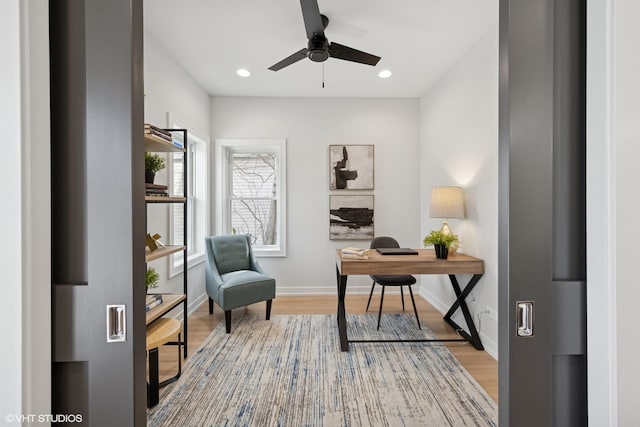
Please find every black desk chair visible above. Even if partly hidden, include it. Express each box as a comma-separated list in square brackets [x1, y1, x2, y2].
[366, 236, 421, 330]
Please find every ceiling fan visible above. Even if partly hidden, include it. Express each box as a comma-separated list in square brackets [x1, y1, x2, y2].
[268, 0, 381, 71]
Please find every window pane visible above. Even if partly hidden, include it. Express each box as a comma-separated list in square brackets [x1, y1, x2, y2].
[231, 153, 276, 198]
[231, 199, 277, 246]
[172, 152, 184, 247]
[172, 153, 183, 196]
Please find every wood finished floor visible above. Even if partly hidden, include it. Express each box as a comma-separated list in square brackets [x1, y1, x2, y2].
[152, 294, 498, 403]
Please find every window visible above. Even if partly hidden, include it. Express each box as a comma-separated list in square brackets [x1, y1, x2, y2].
[169, 137, 193, 251]
[167, 114, 209, 275]
[216, 139, 287, 257]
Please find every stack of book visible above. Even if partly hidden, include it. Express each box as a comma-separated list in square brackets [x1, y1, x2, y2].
[146, 294, 164, 312]
[342, 247, 370, 260]
[144, 123, 172, 142]
[146, 183, 169, 197]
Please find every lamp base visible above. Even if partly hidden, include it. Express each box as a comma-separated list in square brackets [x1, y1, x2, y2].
[440, 221, 459, 255]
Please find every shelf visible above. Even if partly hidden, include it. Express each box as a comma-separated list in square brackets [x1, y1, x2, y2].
[145, 195, 187, 203]
[145, 245, 186, 263]
[144, 126, 189, 363]
[144, 133, 185, 153]
[145, 294, 186, 325]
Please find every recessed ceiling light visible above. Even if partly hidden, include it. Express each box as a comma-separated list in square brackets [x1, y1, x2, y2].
[378, 69, 392, 79]
[236, 68, 251, 77]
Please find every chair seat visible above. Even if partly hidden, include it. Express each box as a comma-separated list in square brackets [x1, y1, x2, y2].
[370, 274, 416, 286]
[218, 270, 276, 310]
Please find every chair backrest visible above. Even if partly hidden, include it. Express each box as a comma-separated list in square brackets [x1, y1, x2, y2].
[209, 235, 252, 275]
[369, 236, 401, 250]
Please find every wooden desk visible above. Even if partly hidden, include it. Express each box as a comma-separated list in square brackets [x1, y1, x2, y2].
[336, 249, 485, 351]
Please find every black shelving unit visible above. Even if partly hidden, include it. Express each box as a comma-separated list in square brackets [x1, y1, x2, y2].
[144, 128, 188, 358]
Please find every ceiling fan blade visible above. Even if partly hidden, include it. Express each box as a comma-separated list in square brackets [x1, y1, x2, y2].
[300, 0, 324, 39]
[268, 48, 308, 71]
[329, 42, 381, 66]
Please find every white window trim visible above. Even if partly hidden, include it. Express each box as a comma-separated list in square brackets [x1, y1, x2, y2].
[167, 113, 209, 277]
[215, 138, 287, 257]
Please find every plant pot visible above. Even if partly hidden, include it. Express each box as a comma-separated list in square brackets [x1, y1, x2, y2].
[145, 171, 155, 184]
[434, 244, 449, 259]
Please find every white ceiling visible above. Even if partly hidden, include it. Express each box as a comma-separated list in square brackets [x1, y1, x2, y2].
[144, 0, 497, 98]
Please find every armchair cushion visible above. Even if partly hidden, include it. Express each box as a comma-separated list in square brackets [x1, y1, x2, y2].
[217, 270, 276, 310]
[210, 235, 251, 274]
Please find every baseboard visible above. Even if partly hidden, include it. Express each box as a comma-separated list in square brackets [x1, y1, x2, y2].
[419, 287, 498, 361]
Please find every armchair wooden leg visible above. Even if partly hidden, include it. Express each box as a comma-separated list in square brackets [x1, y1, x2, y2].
[208, 297, 214, 315]
[266, 299, 272, 320]
[225, 310, 232, 333]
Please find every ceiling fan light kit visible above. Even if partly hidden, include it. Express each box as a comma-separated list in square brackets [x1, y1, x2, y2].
[268, 0, 381, 72]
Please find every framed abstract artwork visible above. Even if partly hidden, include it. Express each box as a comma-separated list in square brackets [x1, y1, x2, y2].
[329, 145, 374, 190]
[329, 195, 374, 240]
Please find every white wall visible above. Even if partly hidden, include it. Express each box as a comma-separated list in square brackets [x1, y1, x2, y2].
[144, 32, 211, 313]
[419, 23, 499, 359]
[614, 0, 640, 423]
[1, 1, 24, 419]
[210, 96, 421, 294]
[586, 0, 617, 423]
[1, 0, 51, 421]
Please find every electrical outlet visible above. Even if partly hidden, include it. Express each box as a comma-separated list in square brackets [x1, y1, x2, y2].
[486, 306, 498, 321]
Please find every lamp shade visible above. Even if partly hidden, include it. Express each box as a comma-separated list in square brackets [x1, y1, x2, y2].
[429, 186, 465, 219]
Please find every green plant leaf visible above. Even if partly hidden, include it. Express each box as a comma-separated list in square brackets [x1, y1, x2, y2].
[146, 267, 160, 290]
[145, 153, 166, 174]
[423, 229, 459, 248]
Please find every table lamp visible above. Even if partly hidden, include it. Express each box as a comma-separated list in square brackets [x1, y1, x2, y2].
[429, 186, 465, 252]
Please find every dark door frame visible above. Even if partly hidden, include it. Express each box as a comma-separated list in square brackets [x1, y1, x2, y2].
[8, 0, 617, 423]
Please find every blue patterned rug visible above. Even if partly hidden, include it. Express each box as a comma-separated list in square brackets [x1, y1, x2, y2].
[147, 314, 497, 426]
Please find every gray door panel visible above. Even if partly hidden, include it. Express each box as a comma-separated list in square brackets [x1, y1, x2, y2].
[50, 0, 146, 425]
[499, 0, 587, 425]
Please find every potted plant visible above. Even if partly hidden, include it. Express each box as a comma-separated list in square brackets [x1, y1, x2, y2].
[146, 267, 160, 291]
[145, 153, 165, 184]
[423, 230, 459, 259]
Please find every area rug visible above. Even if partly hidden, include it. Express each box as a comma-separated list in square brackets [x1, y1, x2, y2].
[147, 314, 497, 426]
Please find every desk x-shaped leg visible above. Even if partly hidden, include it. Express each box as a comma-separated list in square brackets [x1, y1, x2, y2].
[336, 266, 349, 351]
[443, 274, 484, 350]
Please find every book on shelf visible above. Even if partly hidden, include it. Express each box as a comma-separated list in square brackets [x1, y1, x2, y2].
[145, 183, 169, 196]
[145, 190, 169, 196]
[144, 123, 172, 138]
[146, 294, 163, 304]
[145, 294, 164, 311]
[341, 247, 370, 260]
[145, 183, 168, 190]
[145, 129, 172, 142]
[172, 139, 184, 149]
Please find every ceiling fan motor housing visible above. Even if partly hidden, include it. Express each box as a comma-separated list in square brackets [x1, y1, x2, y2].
[307, 35, 329, 62]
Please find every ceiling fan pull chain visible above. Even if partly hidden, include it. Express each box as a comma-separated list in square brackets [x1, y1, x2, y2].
[322, 62, 325, 88]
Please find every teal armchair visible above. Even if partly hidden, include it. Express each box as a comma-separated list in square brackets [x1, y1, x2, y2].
[205, 235, 276, 333]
